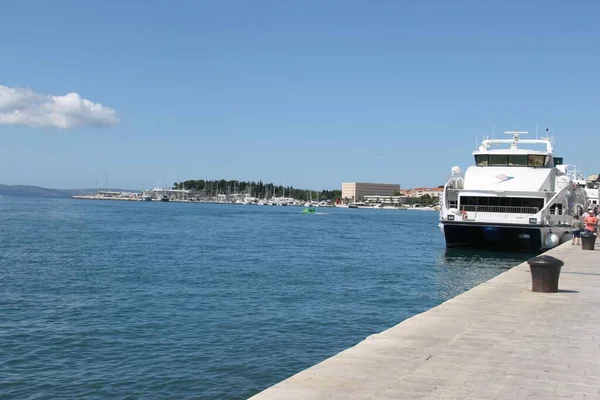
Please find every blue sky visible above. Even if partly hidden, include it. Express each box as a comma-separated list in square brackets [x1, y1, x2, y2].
[0, 0, 598, 190]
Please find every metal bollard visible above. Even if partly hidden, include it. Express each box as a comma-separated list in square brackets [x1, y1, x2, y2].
[527, 255, 564, 293]
[581, 231, 597, 251]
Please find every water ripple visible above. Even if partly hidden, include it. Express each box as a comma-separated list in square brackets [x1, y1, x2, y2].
[0, 198, 533, 399]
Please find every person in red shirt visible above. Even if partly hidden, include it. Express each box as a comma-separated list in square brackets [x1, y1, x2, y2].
[582, 206, 593, 221]
[585, 212, 598, 233]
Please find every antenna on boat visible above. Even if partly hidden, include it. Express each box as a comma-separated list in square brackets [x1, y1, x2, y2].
[535, 124, 538, 140]
[505, 131, 527, 149]
[542, 127, 550, 140]
[541, 128, 555, 153]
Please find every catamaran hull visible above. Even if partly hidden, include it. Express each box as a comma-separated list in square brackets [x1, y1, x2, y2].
[441, 222, 569, 251]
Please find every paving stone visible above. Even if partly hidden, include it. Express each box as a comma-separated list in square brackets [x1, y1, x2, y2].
[556, 383, 600, 396]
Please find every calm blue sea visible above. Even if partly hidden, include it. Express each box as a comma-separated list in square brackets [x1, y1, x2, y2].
[0, 198, 533, 399]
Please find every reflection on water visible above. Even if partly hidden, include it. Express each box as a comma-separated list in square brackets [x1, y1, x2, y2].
[441, 247, 537, 267]
[433, 248, 537, 300]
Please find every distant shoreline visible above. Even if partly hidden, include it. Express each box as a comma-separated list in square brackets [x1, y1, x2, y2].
[0, 184, 136, 199]
[70, 195, 439, 211]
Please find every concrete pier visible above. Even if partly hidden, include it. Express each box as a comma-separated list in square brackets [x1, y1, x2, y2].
[250, 242, 600, 400]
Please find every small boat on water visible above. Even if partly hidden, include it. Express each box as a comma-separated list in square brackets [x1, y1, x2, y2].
[301, 207, 316, 214]
[358, 203, 383, 209]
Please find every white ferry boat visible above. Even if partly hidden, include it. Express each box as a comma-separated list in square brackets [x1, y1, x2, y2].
[439, 131, 587, 251]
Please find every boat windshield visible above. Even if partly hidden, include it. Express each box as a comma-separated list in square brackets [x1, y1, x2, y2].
[508, 155, 527, 166]
[475, 155, 488, 166]
[475, 154, 551, 168]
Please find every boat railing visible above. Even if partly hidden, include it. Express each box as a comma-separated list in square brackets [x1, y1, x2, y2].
[460, 205, 540, 214]
[459, 205, 539, 221]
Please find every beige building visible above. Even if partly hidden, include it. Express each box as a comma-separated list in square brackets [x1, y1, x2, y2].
[401, 187, 443, 198]
[342, 182, 401, 202]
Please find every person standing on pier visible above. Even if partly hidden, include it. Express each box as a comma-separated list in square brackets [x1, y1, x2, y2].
[584, 210, 598, 234]
[572, 216, 584, 245]
[582, 207, 592, 224]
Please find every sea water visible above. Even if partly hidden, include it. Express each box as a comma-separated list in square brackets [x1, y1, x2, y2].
[0, 198, 533, 399]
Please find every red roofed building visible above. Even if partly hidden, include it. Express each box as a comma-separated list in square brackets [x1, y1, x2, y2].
[403, 187, 443, 198]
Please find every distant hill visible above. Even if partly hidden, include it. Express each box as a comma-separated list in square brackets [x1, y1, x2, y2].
[0, 185, 135, 198]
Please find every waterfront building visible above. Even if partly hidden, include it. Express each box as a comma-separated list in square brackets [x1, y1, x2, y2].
[97, 191, 126, 199]
[341, 182, 400, 203]
[401, 187, 443, 198]
[142, 188, 192, 201]
[363, 195, 404, 204]
[72, 190, 142, 201]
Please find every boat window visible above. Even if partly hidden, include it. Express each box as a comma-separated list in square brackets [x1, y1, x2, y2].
[489, 155, 508, 166]
[528, 154, 546, 167]
[550, 203, 564, 215]
[475, 155, 488, 166]
[508, 155, 528, 166]
[475, 154, 550, 167]
[460, 196, 544, 212]
[553, 157, 563, 166]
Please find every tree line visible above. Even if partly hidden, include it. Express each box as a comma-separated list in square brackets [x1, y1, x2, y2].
[173, 179, 341, 201]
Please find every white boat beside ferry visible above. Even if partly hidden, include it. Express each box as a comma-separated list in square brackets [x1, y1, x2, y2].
[439, 131, 587, 251]
[568, 167, 600, 209]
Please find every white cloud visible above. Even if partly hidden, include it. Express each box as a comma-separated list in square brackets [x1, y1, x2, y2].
[0, 85, 119, 129]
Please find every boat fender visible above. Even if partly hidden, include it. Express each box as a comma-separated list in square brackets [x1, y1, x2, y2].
[559, 232, 572, 244]
[544, 232, 560, 248]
